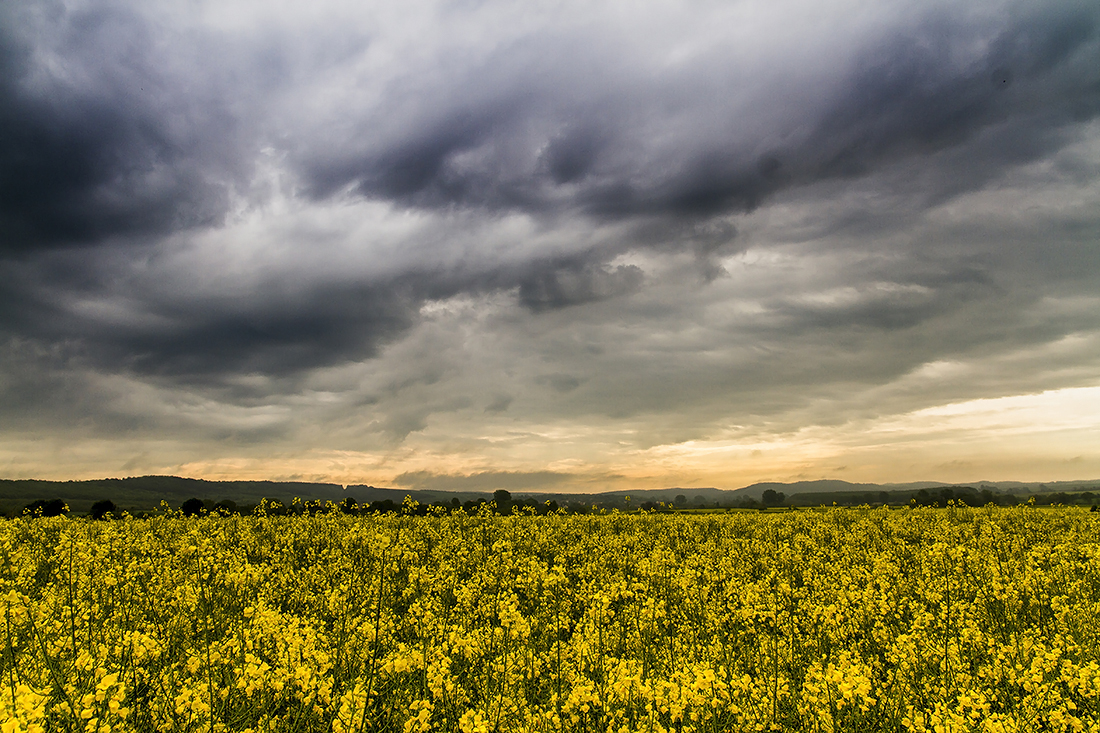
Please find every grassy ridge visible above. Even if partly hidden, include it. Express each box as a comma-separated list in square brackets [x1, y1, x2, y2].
[0, 476, 347, 513]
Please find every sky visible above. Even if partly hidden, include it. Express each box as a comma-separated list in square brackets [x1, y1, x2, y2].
[1, 0, 1099, 492]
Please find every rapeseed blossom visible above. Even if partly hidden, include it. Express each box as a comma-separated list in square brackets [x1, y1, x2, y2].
[1, 505, 1097, 731]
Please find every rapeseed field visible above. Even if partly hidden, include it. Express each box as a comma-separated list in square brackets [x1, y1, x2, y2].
[1, 504, 1098, 732]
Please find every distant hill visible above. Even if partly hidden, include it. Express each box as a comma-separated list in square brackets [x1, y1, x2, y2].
[0, 476, 347, 513]
[2, 475, 1097, 514]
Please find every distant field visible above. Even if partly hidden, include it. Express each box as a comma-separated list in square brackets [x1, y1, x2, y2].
[2, 507, 1099, 731]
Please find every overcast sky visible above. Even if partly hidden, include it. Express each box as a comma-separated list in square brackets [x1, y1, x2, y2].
[2, 0, 1099, 491]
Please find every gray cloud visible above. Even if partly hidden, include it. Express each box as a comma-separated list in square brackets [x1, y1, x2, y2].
[293, 1, 1100, 221]
[393, 470, 572, 492]
[0, 3, 255, 253]
[1, 0, 1099, 484]
[0, 254, 421, 378]
[484, 394, 512, 413]
[519, 262, 644, 312]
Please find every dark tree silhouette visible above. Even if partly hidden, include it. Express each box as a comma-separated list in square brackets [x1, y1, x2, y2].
[493, 490, 513, 514]
[181, 498, 206, 517]
[370, 499, 396, 514]
[340, 497, 358, 514]
[90, 500, 116, 520]
[762, 489, 785, 507]
[23, 499, 68, 517]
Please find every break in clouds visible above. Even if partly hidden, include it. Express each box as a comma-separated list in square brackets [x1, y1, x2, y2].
[1, 0, 1099, 487]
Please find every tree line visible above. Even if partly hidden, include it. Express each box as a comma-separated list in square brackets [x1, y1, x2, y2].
[12, 486, 1099, 519]
[15, 490, 568, 519]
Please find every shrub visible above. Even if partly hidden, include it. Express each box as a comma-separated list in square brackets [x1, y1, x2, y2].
[22, 499, 68, 517]
[89, 499, 116, 520]
[180, 498, 207, 517]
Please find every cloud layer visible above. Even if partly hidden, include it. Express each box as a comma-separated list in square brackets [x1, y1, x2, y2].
[1, 0, 1099, 487]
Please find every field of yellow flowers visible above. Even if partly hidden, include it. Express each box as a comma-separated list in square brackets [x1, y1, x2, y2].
[2, 504, 1099, 732]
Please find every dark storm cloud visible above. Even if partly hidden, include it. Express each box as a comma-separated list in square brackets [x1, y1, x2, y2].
[0, 3, 252, 254]
[298, 1, 1100, 221]
[0, 242, 643, 386]
[0, 254, 422, 378]
[2, 0, 1097, 262]
[797, 4, 1100, 188]
[112, 287, 416, 377]
[1, 0, 1099, 458]
[544, 127, 605, 185]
